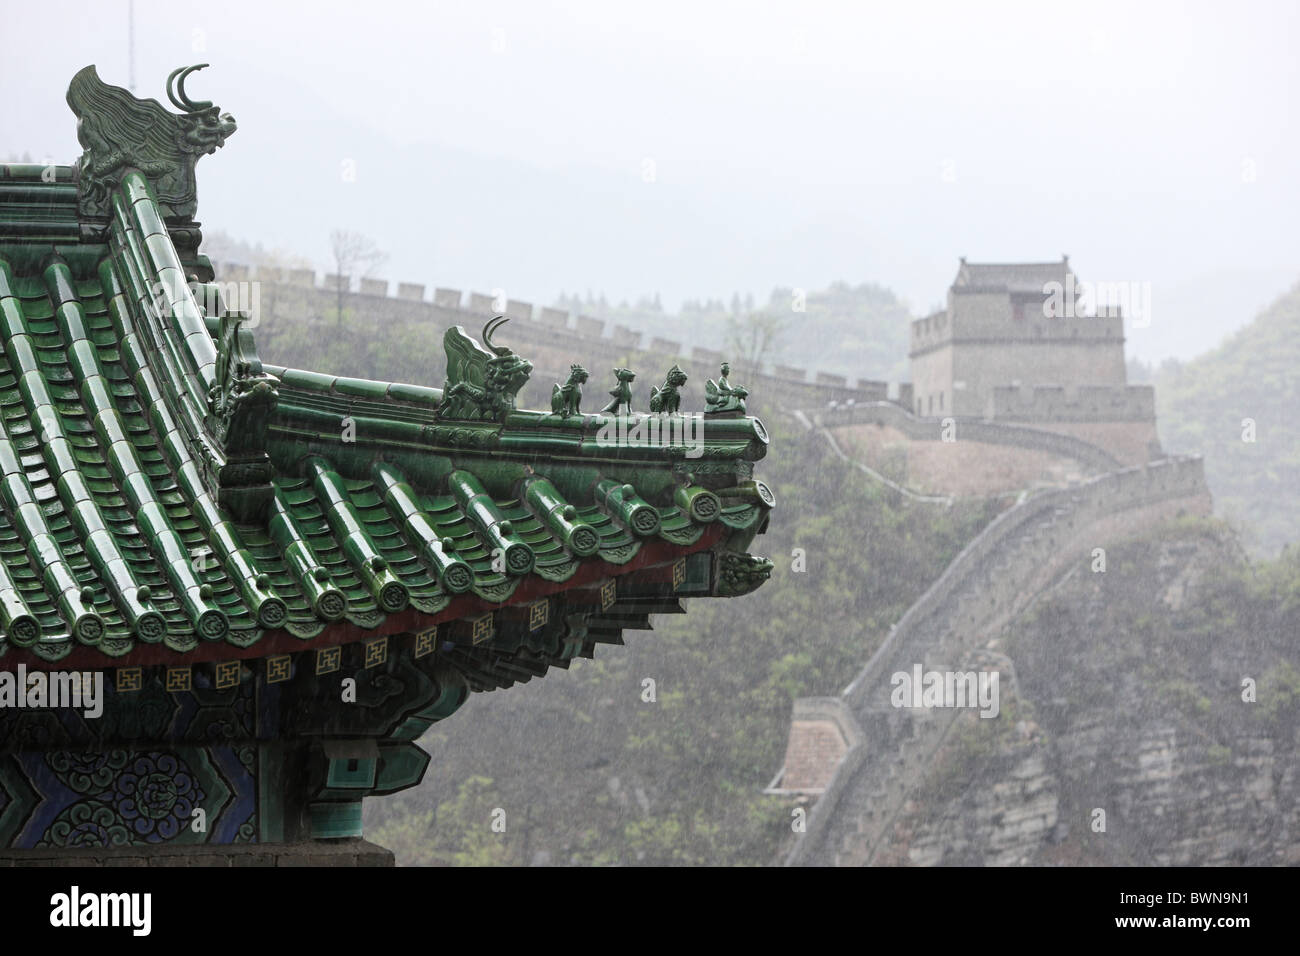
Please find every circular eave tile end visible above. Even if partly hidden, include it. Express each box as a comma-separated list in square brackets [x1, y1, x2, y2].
[315, 588, 348, 621]
[135, 610, 167, 643]
[196, 608, 229, 642]
[7, 614, 41, 647]
[257, 597, 288, 629]
[442, 563, 474, 594]
[379, 580, 410, 613]
[73, 613, 105, 645]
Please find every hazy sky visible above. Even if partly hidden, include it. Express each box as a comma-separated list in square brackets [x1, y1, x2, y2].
[3, 0, 1297, 364]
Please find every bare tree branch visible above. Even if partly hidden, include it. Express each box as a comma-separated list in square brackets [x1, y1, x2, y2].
[725, 310, 789, 383]
[329, 229, 389, 327]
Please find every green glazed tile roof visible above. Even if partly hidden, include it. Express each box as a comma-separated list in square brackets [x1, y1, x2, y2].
[0, 162, 773, 667]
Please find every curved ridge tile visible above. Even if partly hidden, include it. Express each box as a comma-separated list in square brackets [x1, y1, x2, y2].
[102, 261, 286, 631]
[100, 258, 287, 640]
[268, 495, 348, 621]
[371, 462, 473, 594]
[303, 456, 410, 613]
[447, 470, 535, 576]
[517, 475, 600, 557]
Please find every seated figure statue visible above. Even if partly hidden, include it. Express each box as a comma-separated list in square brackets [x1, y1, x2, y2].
[705, 362, 748, 415]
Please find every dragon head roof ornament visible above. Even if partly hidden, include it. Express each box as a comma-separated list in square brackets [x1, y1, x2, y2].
[438, 317, 535, 422]
[66, 63, 236, 221]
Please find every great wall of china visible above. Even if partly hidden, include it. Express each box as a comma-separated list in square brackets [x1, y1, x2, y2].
[214, 262, 1217, 866]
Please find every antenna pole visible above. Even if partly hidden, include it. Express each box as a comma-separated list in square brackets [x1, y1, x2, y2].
[128, 0, 136, 92]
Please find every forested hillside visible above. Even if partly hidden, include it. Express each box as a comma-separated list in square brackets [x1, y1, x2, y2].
[1156, 280, 1300, 556]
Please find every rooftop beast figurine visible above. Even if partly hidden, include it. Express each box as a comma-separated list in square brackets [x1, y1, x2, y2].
[551, 364, 589, 417]
[705, 362, 749, 415]
[649, 364, 688, 414]
[601, 367, 637, 414]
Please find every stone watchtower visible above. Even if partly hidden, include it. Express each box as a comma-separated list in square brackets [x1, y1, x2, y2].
[908, 257, 1158, 463]
[910, 256, 1131, 417]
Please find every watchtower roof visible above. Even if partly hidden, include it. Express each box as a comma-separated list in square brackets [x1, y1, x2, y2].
[953, 256, 1073, 294]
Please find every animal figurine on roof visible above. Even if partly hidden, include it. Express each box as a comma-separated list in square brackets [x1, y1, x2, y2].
[600, 367, 636, 414]
[648, 364, 688, 415]
[550, 364, 590, 418]
[704, 361, 748, 415]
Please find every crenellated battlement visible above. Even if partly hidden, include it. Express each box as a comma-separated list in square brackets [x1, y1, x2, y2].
[908, 310, 949, 353]
[909, 306, 1125, 356]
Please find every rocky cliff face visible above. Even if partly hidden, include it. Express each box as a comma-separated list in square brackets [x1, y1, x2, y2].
[873, 524, 1300, 866]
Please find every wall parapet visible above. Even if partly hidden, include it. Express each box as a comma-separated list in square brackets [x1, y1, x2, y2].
[843, 456, 1210, 710]
[611, 324, 642, 349]
[987, 384, 1155, 423]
